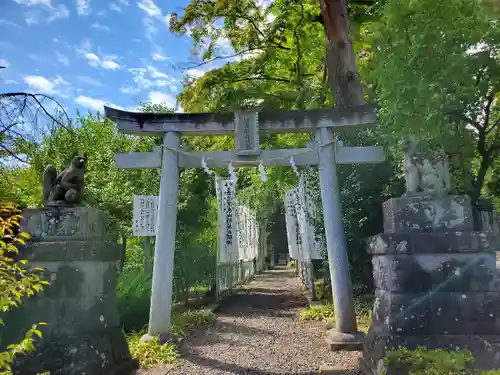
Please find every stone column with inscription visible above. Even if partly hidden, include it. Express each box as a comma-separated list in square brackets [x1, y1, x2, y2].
[1, 207, 138, 375]
[362, 195, 500, 374]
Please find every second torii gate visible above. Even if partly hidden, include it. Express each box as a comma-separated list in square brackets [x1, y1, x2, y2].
[105, 104, 384, 349]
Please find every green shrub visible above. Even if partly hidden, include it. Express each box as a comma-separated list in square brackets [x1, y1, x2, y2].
[127, 333, 178, 370]
[299, 303, 335, 321]
[0, 203, 48, 374]
[127, 309, 216, 369]
[384, 346, 500, 375]
[298, 297, 373, 332]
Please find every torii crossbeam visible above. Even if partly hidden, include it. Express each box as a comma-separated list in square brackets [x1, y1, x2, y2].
[105, 104, 385, 349]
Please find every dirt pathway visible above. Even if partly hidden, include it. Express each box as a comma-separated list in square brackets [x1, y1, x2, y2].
[141, 267, 361, 375]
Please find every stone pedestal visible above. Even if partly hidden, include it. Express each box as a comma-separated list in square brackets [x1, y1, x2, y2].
[362, 195, 500, 374]
[1, 207, 138, 375]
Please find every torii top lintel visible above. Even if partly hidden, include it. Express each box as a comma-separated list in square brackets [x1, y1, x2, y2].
[103, 104, 378, 137]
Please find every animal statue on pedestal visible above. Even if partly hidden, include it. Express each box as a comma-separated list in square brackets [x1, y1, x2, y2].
[401, 136, 451, 196]
[42, 155, 87, 206]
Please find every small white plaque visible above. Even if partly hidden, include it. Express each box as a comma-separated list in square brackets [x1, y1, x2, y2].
[133, 195, 159, 236]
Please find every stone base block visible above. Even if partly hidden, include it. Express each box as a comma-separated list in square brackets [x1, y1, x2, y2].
[326, 329, 365, 351]
[12, 328, 139, 375]
[383, 195, 473, 234]
[372, 290, 500, 336]
[362, 324, 500, 374]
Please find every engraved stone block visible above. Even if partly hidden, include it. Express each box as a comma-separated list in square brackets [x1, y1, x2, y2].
[20, 207, 107, 242]
[383, 195, 473, 233]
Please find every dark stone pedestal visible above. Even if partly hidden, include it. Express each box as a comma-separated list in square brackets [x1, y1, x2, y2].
[362, 195, 500, 374]
[0, 207, 138, 375]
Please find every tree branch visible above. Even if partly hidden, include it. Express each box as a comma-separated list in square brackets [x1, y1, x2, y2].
[0, 92, 71, 130]
[185, 48, 262, 70]
[237, 14, 291, 51]
[229, 75, 293, 84]
[483, 88, 496, 133]
[447, 111, 483, 131]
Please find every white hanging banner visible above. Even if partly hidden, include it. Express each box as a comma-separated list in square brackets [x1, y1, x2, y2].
[284, 176, 324, 261]
[284, 189, 301, 260]
[297, 176, 323, 260]
[295, 180, 311, 261]
[132, 195, 159, 236]
[215, 178, 238, 264]
[236, 204, 259, 261]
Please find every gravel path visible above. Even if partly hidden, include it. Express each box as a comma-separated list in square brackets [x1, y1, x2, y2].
[141, 267, 361, 375]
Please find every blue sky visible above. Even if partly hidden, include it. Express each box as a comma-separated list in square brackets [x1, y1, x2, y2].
[0, 0, 235, 117]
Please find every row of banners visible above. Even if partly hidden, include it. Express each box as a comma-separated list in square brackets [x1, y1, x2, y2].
[131, 174, 324, 263]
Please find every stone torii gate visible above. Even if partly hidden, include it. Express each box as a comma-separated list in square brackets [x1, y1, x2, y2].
[105, 104, 384, 348]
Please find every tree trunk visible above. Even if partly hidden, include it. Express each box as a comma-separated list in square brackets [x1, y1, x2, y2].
[471, 156, 492, 206]
[319, 0, 365, 108]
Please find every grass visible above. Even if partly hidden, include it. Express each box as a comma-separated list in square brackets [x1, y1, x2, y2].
[127, 334, 179, 369]
[116, 266, 217, 370]
[116, 267, 214, 332]
[126, 309, 216, 369]
[298, 296, 374, 333]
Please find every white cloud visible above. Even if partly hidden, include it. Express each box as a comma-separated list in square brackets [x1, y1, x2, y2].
[117, 0, 129, 4]
[0, 19, 23, 28]
[120, 86, 140, 94]
[25, 11, 40, 25]
[75, 95, 105, 111]
[152, 52, 172, 62]
[148, 91, 176, 108]
[56, 52, 69, 65]
[47, 4, 69, 22]
[23, 74, 69, 96]
[121, 65, 178, 94]
[14, 0, 51, 6]
[79, 46, 121, 70]
[76, 0, 91, 15]
[4, 79, 18, 85]
[137, 0, 161, 17]
[143, 17, 157, 41]
[0, 59, 9, 68]
[147, 65, 168, 79]
[24, 75, 56, 94]
[137, 0, 170, 40]
[96, 9, 106, 17]
[91, 22, 110, 32]
[101, 60, 120, 70]
[109, 3, 122, 12]
[84, 52, 100, 67]
[54, 75, 69, 86]
[75, 95, 122, 112]
[77, 75, 103, 86]
[24, 3, 69, 24]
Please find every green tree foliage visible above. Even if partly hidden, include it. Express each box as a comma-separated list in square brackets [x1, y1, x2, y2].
[371, 0, 500, 201]
[170, 0, 329, 111]
[0, 203, 48, 374]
